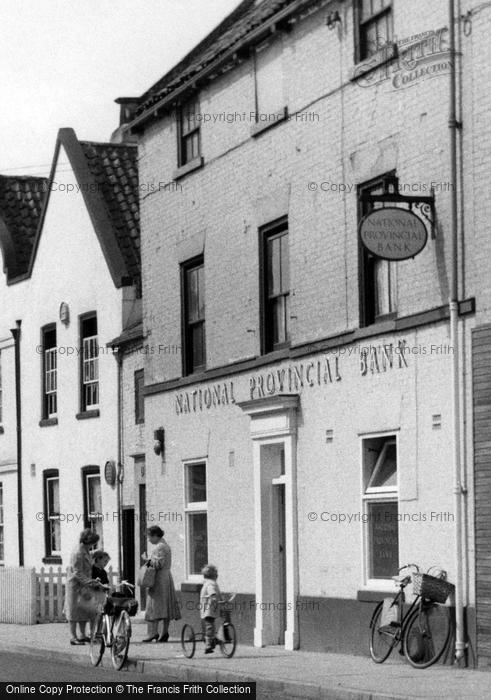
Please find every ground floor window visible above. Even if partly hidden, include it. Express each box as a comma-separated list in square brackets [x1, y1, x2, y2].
[43, 470, 61, 558]
[362, 435, 398, 581]
[0, 483, 4, 564]
[82, 467, 103, 544]
[184, 460, 208, 578]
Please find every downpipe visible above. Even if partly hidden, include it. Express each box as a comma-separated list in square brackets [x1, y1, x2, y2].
[10, 320, 23, 566]
[448, 0, 466, 664]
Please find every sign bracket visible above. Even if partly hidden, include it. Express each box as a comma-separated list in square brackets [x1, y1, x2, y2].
[361, 190, 436, 239]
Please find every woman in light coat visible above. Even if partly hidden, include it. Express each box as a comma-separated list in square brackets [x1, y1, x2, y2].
[142, 526, 181, 642]
[64, 528, 102, 645]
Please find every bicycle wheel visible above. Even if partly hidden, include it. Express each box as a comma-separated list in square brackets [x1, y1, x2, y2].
[111, 611, 131, 670]
[369, 601, 399, 663]
[403, 603, 451, 668]
[219, 623, 237, 658]
[89, 617, 106, 667]
[181, 624, 196, 658]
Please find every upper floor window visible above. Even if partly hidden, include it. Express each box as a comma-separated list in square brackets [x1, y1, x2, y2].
[179, 97, 201, 166]
[261, 219, 290, 353]
[80, 315, 99, 411]
[254, 38, 285, 120]
[134, 369, 145, 424]
[182, 257, 206, 375]
[43, 469, 61, 560]
[359, 174, 398, 326]
[356, 0, 393, 61]
[42, 325, 57, 419]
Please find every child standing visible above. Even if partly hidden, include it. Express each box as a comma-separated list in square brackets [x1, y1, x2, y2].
[200, 564, 221, 654]
[91, 550, 110, 585]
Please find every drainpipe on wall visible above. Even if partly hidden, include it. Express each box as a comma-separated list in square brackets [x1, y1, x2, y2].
[116, 349, 123, 583]
[448, 0, 466, 664]
[10, 320, 23, 567]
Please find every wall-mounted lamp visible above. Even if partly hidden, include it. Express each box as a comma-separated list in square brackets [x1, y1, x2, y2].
[326, 11, 341, 29]
[154, 428, 165, 457]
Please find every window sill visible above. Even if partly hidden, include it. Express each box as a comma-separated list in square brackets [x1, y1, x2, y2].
[39, 418, 58, 428]
[173, 156, 204, 181]
[42, 556, 62, 565]
[76, 409, 100, 421]
[251, 106, 288, 137]
[352, 43, 398, 85]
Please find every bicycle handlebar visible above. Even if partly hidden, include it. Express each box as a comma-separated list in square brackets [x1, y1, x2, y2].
[398, 563, 420, 574]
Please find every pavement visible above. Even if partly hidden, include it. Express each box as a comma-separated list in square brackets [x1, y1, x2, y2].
[0, 617, 490, 699]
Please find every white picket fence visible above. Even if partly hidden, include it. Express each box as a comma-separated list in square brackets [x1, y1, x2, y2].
[0, 566, 118, 624]
[0, 567, 37, 624]
[37, 566, 118, 623]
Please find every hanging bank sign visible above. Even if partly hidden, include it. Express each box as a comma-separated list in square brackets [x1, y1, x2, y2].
[359, 207, 428, 261]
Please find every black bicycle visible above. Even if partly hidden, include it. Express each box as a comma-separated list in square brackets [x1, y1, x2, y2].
[181, 595, 237, 659]
[369, 564, 454, 669]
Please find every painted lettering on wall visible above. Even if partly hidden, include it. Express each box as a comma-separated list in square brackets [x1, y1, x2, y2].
[175, 382, 235, 415]
[249, 356, 341, 400]
[360, 340, 409, 376]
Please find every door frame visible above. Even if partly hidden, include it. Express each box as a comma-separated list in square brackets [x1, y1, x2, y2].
[238, 394, 299, 650]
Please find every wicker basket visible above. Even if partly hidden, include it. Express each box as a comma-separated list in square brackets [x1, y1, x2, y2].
[412, 573, 455, 603]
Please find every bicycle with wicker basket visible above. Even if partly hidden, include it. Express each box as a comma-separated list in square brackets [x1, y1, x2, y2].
[369, 564, 454, 668]
[89, 581, 139, 670]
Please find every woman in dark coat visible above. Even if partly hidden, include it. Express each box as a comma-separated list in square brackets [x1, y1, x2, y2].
[142, 526, 181, 642]
[64, 529, 102, 645]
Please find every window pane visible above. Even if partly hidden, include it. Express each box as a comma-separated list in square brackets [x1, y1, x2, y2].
[368, 501, 399, 578]
[280, 234, 290, 293]
[369, 443, 397, 489]
[187, 268, 199, 321]
[272, 296, 286, 345]
[188, 512, 208, 575]
[188, 463, 206, 502]
[197, 265, 205, 319]
[88, 476, 102, 514]
[374, 259, 390, 316]
[267, 237, 281, 297]
[48, 479, 60, 515]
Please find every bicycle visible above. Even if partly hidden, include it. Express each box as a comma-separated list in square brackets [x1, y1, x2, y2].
[89, 580, 138, 670]
[369, 564, 454, 669]
[181, 594, 237, 659]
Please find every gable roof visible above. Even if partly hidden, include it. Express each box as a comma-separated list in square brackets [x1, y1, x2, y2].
[0, 175, 48, 281]
[27, 128, 140, 291]
[131, 0, 319, 129]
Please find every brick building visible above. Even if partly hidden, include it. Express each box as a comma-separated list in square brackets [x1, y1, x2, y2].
[114, 0, 491, 661]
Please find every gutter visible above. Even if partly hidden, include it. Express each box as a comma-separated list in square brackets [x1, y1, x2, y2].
[10, 320, 23, 566]
[448, 0, 466, 664]
[127, 0, 331, 132]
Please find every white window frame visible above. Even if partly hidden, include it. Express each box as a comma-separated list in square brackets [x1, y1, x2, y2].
[183, 458, 208, 582]
[361, 433, 399, 591]
[83, 334, 99, 409]
[46, 475, 61, 556]
[0, 483, 4, 565]
[85, 472, 103, 543]
[44, 346, 57, 418]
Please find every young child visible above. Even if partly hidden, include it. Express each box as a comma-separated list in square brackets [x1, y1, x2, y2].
[200, 564, 221, 654]
[91, 550, 110, 586]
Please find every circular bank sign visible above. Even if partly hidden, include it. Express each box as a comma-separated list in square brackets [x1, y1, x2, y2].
[359, 207, 428, 261]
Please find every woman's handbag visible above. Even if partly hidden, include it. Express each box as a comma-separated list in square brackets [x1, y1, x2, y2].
[137, 561, 156, 588]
